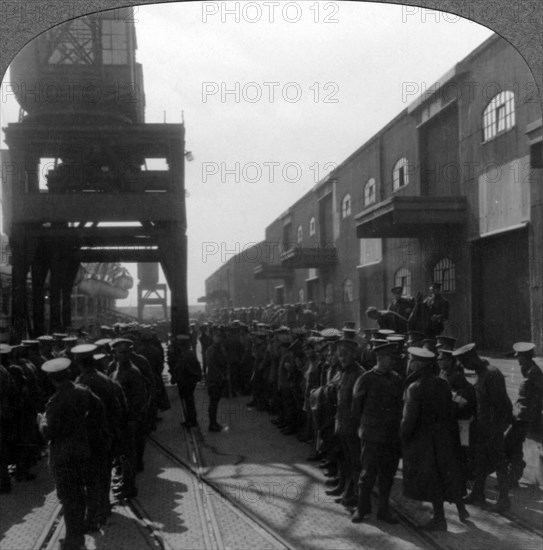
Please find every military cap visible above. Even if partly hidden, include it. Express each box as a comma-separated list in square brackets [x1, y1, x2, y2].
[71, 344, 98, 357]
[452, 343, 477, 358]
[100, 325, 112, 332]
[62, 336, 78, 343]
[437, 348, 454, 357]
[53, 332, 68, 339]
[320, 328, 342, 341]
[342, 330, 357, 341]
[37, 335, 54, 342]
[337, 337, 359, 348]
[21, 340, 40, 348]
[110, 338, 134, 349]
[391, 286, 403, 294]
[252, 329, 269, 338]
[387, 335, 405, 343]
[93, 353, 107, 362]
[0, 344, 12, 354]
[378, 329, 395, 337]
[407, 330, 425, 342]
[291, 326, 308, 337]
[42, 357, 71, 373]
[373, 342, 397, 356]
[513, 342, 536, 356]
[407, 346, 435, 360]
[94, 338, 112, 348]
[422, 339, 437, 350]
[274, 326, 290, 333]
[371, 338, 389, 346]
[436, 336, 457, 350]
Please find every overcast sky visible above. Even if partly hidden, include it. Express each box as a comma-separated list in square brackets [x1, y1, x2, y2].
[1, 1, 494, 305]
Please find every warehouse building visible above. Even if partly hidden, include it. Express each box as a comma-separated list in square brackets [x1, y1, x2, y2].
[205, 34, 542, 351]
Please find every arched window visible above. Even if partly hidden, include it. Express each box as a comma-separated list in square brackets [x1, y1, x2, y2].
[364, 178, 376, 206]
[394, 267, 412, 297]
[297, 225, 303, 244]
[393, 158, 409, 191]
[342, 279, 353, 302]
[433, 258, 455, 292]
[309, 217, 316, 236]
[341, 194, 351, 218]
[483, 91, 515, 142]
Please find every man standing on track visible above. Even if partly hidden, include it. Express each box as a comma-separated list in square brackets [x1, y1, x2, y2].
[169, 335, 203, 428]
[205, 329, 228, 432]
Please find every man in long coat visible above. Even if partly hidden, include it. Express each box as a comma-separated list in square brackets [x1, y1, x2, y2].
[401, 347, 468, 531]
[453, 344, 513, 512]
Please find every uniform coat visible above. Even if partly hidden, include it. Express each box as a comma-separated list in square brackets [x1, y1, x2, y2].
[401, 365, 464, 503]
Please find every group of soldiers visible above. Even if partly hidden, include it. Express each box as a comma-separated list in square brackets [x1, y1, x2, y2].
[183, 286, 542, 531]
[210, 302, 322, 330]
[0, 324, 169, 550]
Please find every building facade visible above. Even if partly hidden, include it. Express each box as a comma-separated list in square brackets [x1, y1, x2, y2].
[204, 34, 542, 352]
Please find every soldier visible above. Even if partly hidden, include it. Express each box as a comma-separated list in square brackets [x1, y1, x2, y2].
[169, 335, 203, 428]
[388, 286, 414, 319]
[37, 335, 56, 360]
[39, 357, 108, 550]
[73, 344, 122, 528]
[333, 337, 365, 509]
[0, 345, 16, 494]
[108, 339, 148, 498]
[505, 342, 543, 487]
[453, 343, 513, 511]
[199, 324, 212, 381]
[437, 347, 477, 492]
[205, 329, 228, 432]
[351, 342, 402, 524]
[401, 347, 468, 531]
[11, 344, 42, 480]
[51, 333, 68, 357]
[423, 282, 449, 339]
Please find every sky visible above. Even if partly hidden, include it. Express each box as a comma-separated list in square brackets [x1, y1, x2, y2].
[0, 1, 495, 305]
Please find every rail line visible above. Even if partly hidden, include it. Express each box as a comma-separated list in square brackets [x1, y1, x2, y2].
[148, 430, 291, 550]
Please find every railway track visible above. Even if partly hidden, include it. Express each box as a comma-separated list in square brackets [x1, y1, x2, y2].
[28, 402, 542, 550]
[148, 426, 291, 550]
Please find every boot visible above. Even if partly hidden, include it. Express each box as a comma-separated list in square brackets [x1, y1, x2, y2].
[351, 491, 371, 523]
[325, 473, 345, 496]
[325, 477, 340, 487]
[456, 502, 470, 522]
[377, 492, 399, 524]
[493, 494, 511, 513]
[340, 479, 357, 508]
[463, 479, 487, 507]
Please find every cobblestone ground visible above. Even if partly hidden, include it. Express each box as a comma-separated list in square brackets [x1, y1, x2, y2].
[154, 379, 542, 550]
[2, 358, 542, 550]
